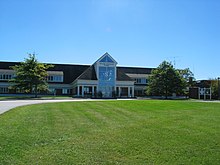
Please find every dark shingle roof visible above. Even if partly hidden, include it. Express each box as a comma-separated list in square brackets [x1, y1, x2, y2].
[0, 61, 20, 69]
[77, 65, 97, 80]
[117, 66, 153, 74]
[0, 61, 153, 83]
[117, 69, 133, 81]
[0, 61, 89, 84]
[48, 64, 89, 83]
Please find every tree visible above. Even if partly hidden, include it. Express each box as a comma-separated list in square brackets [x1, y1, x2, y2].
[146, 61, 185, 99]
[177, 68, 195, 87]
[210, 79, 219, 99]
[10, 54, 53, 97]
[177, 68, 195, 96]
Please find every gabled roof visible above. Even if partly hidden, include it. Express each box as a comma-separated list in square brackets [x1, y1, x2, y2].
[0, 60, 153, 83]
[95, 52, 117, 64]
[0, 61, 20, 69]
[0, 61, 90, 84]
[47, 63, 90, 83]
[117, 66, 153, 74]
[76, 65, 97, 80]
[117, 68, 133, 81]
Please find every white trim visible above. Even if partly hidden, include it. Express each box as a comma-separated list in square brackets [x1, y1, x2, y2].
[76, 80, 98, 86]
[47, 71, 63, 75]
[0, 69, 15, 74]
[0, 82, 11, 87]
[92, 86, 95, 96]
[82, 85, 84, 97]
[126, 73, 150, 78]
[95, 52, 118, 65]
[116, 81, 134, 86]
[48, 84, 72, 88]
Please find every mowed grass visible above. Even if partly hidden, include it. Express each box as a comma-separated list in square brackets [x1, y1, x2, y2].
[0, 100, 219, 164]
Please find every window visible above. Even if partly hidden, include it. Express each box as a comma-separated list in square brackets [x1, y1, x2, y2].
[138, 79, 141, 83]
[0, 87, 9, 93]
[62, 89, 70, 94]
[135, 78, 141, 84]
[84, 86, 92, 94]
[0, 74, 13, 80]
[146, 79, 148, 84]
[100, 56, 114, 63]
[47, 75, 63, 82]
[135, 78, 147, 84]
[98, 66, 116, 97]
[99, 67, 115, 83]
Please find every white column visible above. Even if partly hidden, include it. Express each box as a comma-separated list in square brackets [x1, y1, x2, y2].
[132, 87, 134, 97]
[82, 86, 84, 97]
[128, 87, 131, 97]
[119, 87, 121, 97]
[92, 86, 94, 96]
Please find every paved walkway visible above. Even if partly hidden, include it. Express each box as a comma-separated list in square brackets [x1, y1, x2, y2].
[0, 99, 96, 115]
[0, 98, 134, 115]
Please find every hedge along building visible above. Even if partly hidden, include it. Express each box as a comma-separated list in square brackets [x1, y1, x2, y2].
[0, 53, 152, 98]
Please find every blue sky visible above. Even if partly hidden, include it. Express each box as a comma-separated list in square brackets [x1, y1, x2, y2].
[0, 0, 219, 80]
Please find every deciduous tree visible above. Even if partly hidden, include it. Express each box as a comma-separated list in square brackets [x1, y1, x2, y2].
[146, 61, 186, 99]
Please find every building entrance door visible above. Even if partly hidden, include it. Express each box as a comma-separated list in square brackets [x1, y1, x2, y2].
[100, 86, 112, 98]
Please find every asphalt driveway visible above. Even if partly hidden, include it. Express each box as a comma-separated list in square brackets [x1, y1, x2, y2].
[0, 99, 93, 115]
[0, 98, 135, 115]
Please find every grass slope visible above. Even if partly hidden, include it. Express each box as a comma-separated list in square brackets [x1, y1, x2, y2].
[0, 100, 219, 164]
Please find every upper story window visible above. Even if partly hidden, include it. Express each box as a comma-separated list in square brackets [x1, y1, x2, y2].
[135, 78, 141, 84]
[135, 78, 148, 84]
[144, 78, 148, 84]
[94, 53, 117, 89]
[0, 69, 15, 81]
[47, 75, 63, 82]
[100, 56, 114, 63]
[99, 66, 115, 82]
[47, 71, 63, 82]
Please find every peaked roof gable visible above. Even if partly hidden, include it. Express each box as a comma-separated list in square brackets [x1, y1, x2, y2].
[95, 52, 117, 64]
[100, 55, 114, 63]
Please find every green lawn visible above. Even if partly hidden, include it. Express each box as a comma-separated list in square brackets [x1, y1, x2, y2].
[0, 100, 219, 164]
